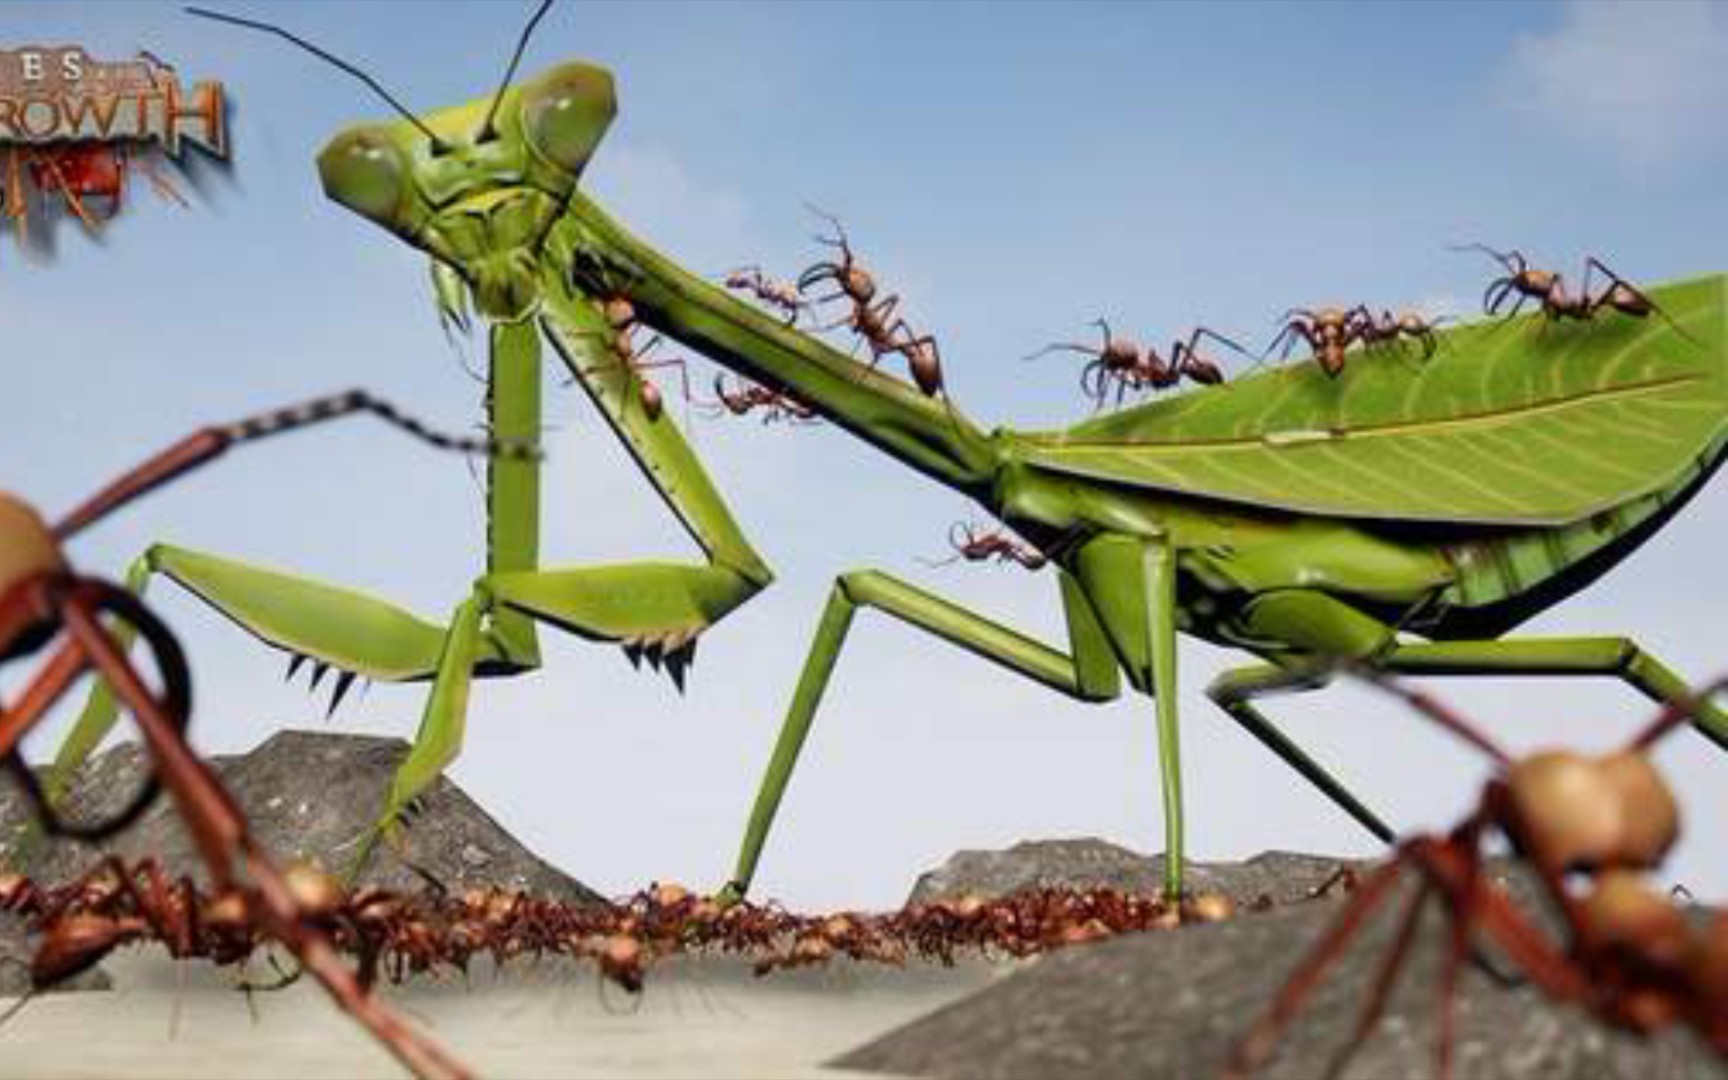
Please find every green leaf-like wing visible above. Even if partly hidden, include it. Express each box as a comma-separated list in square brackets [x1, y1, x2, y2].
[1019, 274, 1728, 526]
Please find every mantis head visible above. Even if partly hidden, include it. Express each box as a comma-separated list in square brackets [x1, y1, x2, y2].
[189, 2, 611, 323]
[318, 62, 614, 322]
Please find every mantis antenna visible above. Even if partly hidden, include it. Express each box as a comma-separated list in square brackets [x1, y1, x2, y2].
[182, 6, 452, 154]
[477, 0, 557, 143]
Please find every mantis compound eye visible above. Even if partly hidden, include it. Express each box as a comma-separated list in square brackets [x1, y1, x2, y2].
[520, 63, 616, 175]
[317, 128, 408, 225]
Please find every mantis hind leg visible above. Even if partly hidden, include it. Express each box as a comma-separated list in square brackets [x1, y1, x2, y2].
[720, 568, 1121, 904]
[1379, 636, 1728, 750]
[1206, 663, 1396, 844]
[1204, 588, 1403, 846]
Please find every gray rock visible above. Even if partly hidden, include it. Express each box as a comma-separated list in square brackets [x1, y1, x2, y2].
[907, 837, 1366, 908]
[848, 854, 1720, 1080]
[0, 730, 602, 906]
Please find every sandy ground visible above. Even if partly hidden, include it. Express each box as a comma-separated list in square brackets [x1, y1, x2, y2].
[0, 950, 1006, 1079]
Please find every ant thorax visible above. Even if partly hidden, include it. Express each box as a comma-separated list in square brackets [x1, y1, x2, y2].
[845, 266, 875, 300]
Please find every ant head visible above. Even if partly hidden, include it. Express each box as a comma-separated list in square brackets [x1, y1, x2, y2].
[602, 296, 636, 328]
[1519, 267, 1556, 291]
[1504, 749, 1678, 873]
[0, 493, 67, 659]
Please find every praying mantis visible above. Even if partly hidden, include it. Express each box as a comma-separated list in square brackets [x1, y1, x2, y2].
[59, 3, 1728, 906]
[46, 5, 773, 877]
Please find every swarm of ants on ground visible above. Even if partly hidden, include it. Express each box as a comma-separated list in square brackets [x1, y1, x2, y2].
[0, 859, 1253, 998]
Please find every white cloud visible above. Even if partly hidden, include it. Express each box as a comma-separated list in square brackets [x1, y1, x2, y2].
[1504, 0, 1728, 173]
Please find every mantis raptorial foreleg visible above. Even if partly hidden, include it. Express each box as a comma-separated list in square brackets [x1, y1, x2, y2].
[723, 567, 1127, 903]
[49, 286, 774, 878]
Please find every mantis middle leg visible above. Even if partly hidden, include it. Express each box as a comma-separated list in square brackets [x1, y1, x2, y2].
[1207, 590, 1728, 848]
[1381, 636, 1728, 749]
[721, 567, 1122, 903]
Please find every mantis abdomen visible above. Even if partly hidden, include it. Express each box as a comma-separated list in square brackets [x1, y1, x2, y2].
[1432, 429, 1728, 636]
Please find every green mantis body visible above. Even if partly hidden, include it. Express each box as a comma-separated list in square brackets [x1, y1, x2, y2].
[555, 194, 1728, 900]
[55, 35, 1728, 899]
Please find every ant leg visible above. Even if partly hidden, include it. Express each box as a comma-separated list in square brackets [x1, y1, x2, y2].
[1224, 854, 1411, 1080]
[1080, 361, 1108, 408]
[1187, 325, 1253, 358]
[1024, 342, 1101, 362]
[795, 262, 844, 294]
[1322, 879, 1432, 1079]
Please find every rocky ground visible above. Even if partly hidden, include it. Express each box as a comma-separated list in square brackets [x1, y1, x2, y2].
[0, 730, 600, 903]
[850, 838, 1723, 1080]
[0, 733, 1720, 1079]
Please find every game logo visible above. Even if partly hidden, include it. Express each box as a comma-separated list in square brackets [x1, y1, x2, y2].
[0, 44, 228, 250]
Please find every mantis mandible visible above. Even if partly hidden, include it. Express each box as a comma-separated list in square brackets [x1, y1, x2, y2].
[74, 4, 1728, 905]
[48, 3, 773, 877]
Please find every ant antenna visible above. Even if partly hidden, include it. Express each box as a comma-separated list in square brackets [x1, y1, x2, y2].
[478, 0, 556, 142]
[184, 7, 451, 154]
[1448, 242, 1521, 274]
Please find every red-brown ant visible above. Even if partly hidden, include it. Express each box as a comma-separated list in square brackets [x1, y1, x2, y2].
[1268, 307, 1371, 379]
[796, 208, 945, 398]
[700, 374, 819, 424]
[576, 296, 692, 422]
[922, 521, 1047, 571]
[1028, 319, 1244, 409]
[722, 265, 807, 325]
[1358, 307, 1448, 360]
[1454, 245, 1662, 325]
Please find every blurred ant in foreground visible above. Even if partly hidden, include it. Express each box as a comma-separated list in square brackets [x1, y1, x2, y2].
[1228, 673, 1728, 1079]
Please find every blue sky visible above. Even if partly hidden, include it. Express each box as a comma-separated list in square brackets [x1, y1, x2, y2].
[4, 1, 1728, 906]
